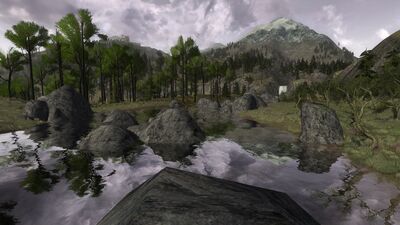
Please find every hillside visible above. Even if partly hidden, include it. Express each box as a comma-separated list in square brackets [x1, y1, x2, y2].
[206, 18, 355, 63]
[341, 30, 400, 80]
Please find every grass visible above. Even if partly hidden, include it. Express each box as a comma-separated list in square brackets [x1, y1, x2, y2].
[0, 97, 42, 133]
[242, 101, 400, 175]
[203, 122, 235, 137]
[93, 99, 170, 124]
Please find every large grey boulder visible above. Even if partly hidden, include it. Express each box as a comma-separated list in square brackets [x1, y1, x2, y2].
[79, 125, 142, 158]
[103, 110, 138, 129]
[98, 168, 320, 225]
[141, 104, 205, 161]
[299, 102, 344, 145]
[47, 86, 92, 126]
[232, 93, 263, 113]
[196, 98, 221, 124]
[46, 86, 92, 148]
[24, 100, 49, 121]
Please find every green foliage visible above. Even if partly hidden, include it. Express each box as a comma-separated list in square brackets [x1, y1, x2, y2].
[5, 21, 49, 52]
[0, 48, 25, 97]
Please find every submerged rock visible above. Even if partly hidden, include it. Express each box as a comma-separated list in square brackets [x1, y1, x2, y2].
[103, 110, 138, 129]
[24, 100, 48, 121]
[299, 102, 344, 145]
[298, 145, 342, 174]
[97, 167, 320, 225]
[141, 105, 205, 161]
[79, 125, 142, 158]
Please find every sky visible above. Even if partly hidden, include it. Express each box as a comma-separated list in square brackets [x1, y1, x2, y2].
[0, 0, 399, 57]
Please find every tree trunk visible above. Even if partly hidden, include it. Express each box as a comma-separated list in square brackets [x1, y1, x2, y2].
[28, 50, 35, 100]
[80, 22, 88, 101]
[100, 65, 105, 104]
[393, 107, 400, 120]
[194, 70, 197, 103]
[109, 76, 113, 103]
[57, 42, 64, 87]
[7, 70, 12, 98]
[40, 79, 44, 96]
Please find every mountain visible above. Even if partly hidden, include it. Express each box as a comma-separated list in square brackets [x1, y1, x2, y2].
[340, 30, 400, 80]
[202, 42, 226, 53]
[206, 17, 354, 63]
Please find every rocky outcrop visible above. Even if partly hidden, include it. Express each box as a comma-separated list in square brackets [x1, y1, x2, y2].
[299, 102, 344, 145]
[45, 86, 92, 148]
[141, 104, 205, 161]
[24, 100, 48, 121]
[79, 125, 142, 158]
[97, 167, 320, 225]
[103, 110, 138, 129]
[196, 98, 222, 124]
[232, 93, 266, 113]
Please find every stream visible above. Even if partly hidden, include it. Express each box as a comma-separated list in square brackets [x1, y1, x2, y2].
[0, 125, 399, 225]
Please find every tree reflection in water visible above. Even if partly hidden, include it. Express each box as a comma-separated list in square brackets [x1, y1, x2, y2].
[317, 167, 400, 225]
[60, 151, 105, 197]
[20, 145, 59, 194]
[0, 201, 18, 225]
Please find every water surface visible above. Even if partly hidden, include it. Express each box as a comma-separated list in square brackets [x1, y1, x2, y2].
[0, 126, 399, 225]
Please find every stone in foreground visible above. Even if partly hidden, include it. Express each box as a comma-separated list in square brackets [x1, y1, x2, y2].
[141, 104, 205, 161]
[299, 102, 344, 145]
[98, 168, 320, 225]
[79, 125, 142, 158]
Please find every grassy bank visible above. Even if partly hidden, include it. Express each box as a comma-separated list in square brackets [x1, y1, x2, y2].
[93, 99, 170, 124]
[241, 101, 400, 175]
[0, 97, 41, 133]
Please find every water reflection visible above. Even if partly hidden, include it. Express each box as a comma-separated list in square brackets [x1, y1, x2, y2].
[0, 129, 399, 225]
[21, 150, 59, 194]
[60, 151, 105, 197]
[0, 201, 18, 225]
[297, 145, 342, 174]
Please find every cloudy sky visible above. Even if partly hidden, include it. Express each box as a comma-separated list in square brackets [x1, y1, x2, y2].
[0, 0, 399, 56]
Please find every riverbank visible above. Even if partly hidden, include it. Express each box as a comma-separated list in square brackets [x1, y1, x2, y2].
[241, 101, 400, 175]
[0, 97, 42, 133]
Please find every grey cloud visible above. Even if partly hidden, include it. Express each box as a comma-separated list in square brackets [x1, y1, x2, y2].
[227, 0, 256, 30]
[0, 0, 77, 26]
[1, 0, 400, 56]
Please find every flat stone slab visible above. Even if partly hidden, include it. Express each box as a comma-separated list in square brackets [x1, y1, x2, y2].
[98, 168, 320, 225]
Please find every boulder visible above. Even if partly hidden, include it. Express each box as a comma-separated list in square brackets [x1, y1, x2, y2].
[103, 110, 138, 129]
[196, 98, 221, 124]
[24, 100, 49, 121]
[169, 99, 183, 108]
[79, 125, 142, 158]
[299, 102, 344, 145]
[98, 168, 320, 225]
[220, 100, 233, 120]
[46, 86, 92, 148]
[47, 86, 92, 126]
[141, 105, 205, 161]
[232, 93, 259, 113]
[260, 92, 278, 104]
